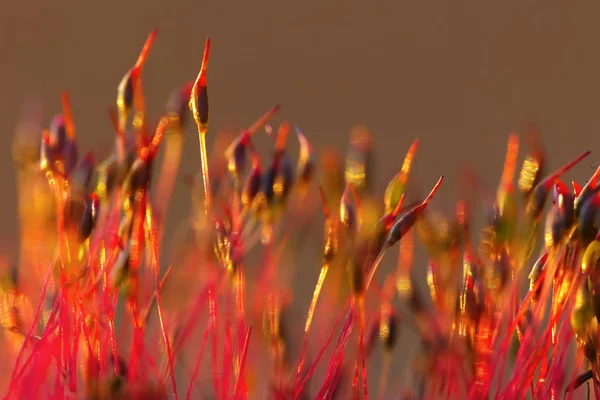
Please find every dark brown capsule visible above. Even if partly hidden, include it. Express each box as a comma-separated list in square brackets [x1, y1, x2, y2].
[71, 152, 95, 193]
[62, 138, 79, 177]
[574, 166, 600, 219]
[116, 30, 157, 125]
[578, 192, 600, 244]
[549, 180, 574, 244]
[78, 193, 100, 242]
[525, 150, 590, 220]
[263, 150, 294, 205]
[241, 157, 262, 208]
[226, 133, 249, 178]
[48, 115, 67, 154]
[189, 37, 210, 131]
[117, 72, 135, 118]
[384, 177, 443, 249]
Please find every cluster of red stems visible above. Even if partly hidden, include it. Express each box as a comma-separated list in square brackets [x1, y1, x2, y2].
[2, 29, 600, 400]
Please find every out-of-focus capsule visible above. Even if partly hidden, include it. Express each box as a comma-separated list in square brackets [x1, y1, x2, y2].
[12, 97, 42, 170]
[582, 240, 600, 274]
[78, 193, 100, 242]
[241, 150, 262, 208]
[345, 125, 373, 195]
[571, 276, 594, 342]
[109, 243, 131, 290]
[59, 91, 78, 176]
[340, 184, 357, 234]
[494, 134, 519, 236]
[166, 82, 193, 128]
[126, 158, 152, 195]
[518, 124, 544, 200]
[384, 176, 443, 250]
[39, 129, 57, 174]
[295, 127, 316, 189]
[62, 137, 79, 177]
[71, 152, 95, 193]
[95, 158, 119, 199]
[117, 30, 157, 131]
[0, 267, 22, 333]
[320, 148, 344, 208]
[263, 151, 294, 206]
[459, 252, 485, 326]
[48, 115, 67, 154]
[545, 182, 575, 248]
[485, 245, 512, 296]
[379, 313, 398, 352]
[383, 139, 419, 215]
[554, 180, 574, 230]
[347, 249, 366, 297]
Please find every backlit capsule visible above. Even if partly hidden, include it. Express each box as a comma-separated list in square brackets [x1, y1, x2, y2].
[545, 182, 575, 247]
[263, 151, 294, 206]
[383, 139, 419, 215]
[578, 192, 600, 243]
[78, 193, 100, 242]
[226, 132, 250, 178]
[117, 30, 157, 130]
[518, 124, 545, 200]
[189, 37, 210, 131]
[40, 130, 57, 173]
[241, 151, 262, 208]
[554, 180, 574, 231]
[340, 184, 357, 234]
[384, 176, 443, 249]
[574, 166, 600, 219]
[295, 127, 316, 188]
[525, 150, 590, 220]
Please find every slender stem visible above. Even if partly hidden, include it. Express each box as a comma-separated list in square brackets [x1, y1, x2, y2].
[199, 130, 211, 218]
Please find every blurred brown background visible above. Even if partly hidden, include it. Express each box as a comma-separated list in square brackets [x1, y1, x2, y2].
[1, 0, 600, 395]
